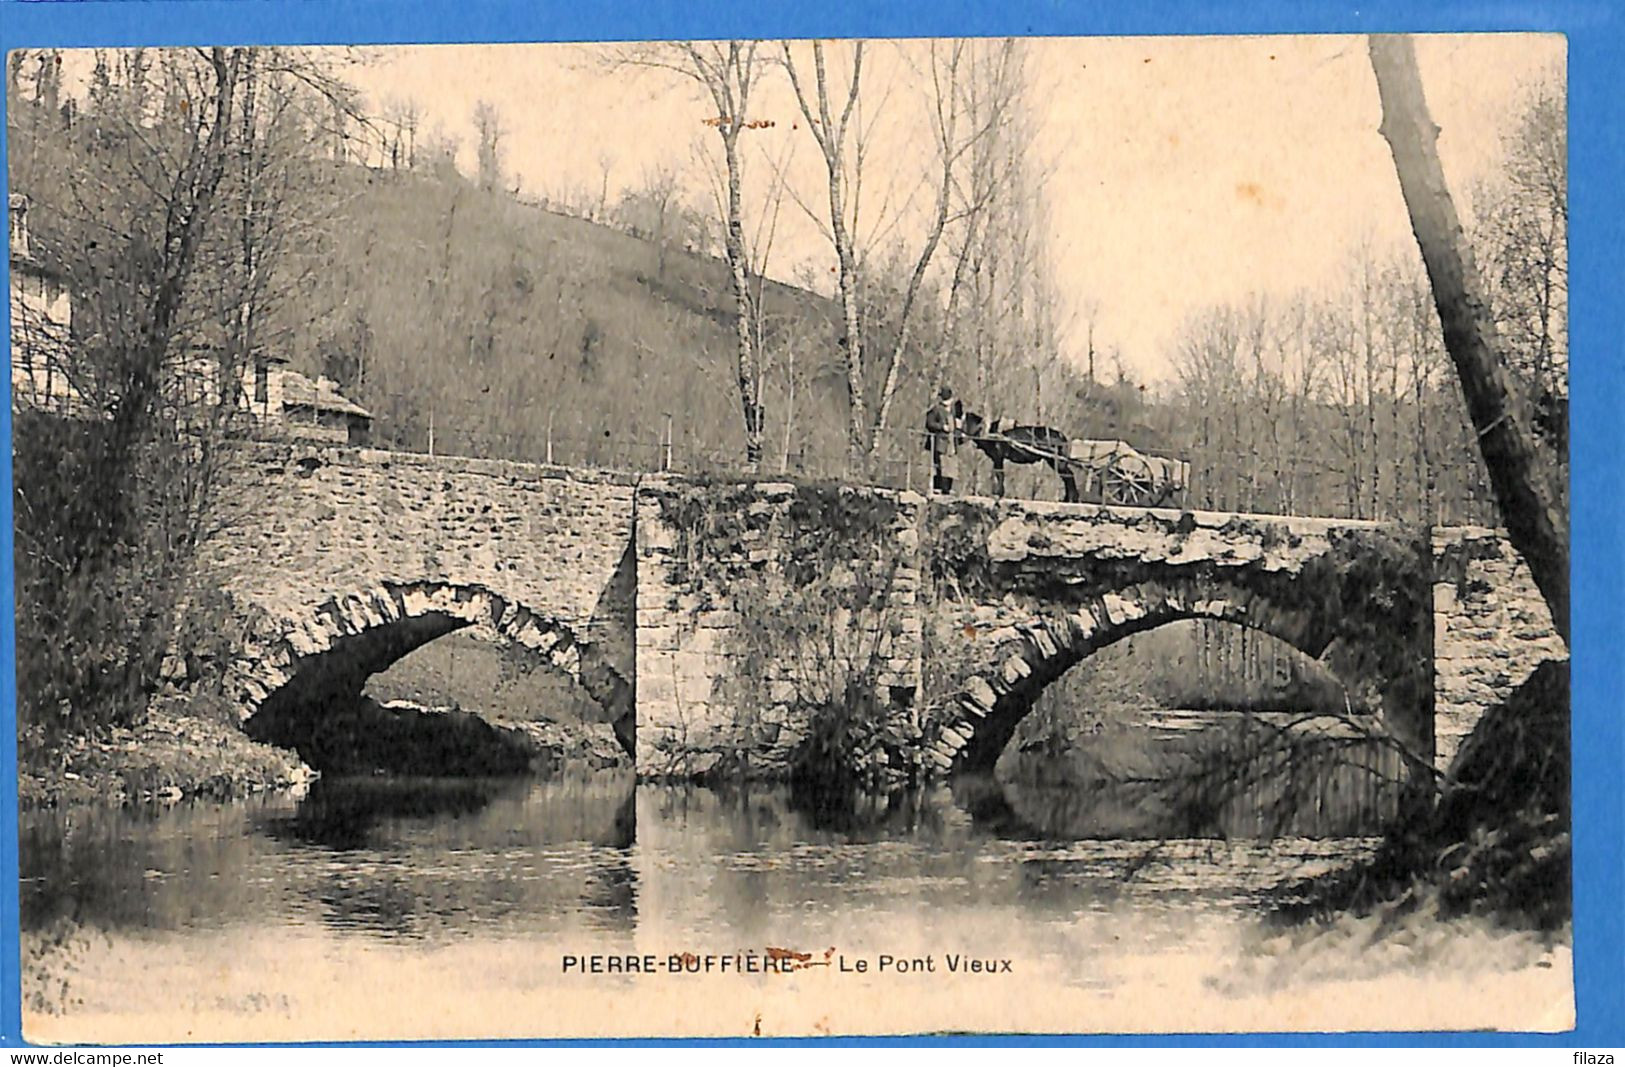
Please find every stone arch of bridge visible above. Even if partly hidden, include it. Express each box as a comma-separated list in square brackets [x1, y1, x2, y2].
[230, 580, 633, 754]
[933, 576, 1399, 776]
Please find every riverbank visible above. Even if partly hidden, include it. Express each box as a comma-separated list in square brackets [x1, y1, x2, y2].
[1284, 658, 1570, 933]
[1223, 901, 1570, 1001]
[20, 691, 634, 813]
[18, 702, 316, 812]
[19, 699, 633, 811]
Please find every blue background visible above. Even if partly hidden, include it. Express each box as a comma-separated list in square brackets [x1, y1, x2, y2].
[0, 0, 1620, 1049]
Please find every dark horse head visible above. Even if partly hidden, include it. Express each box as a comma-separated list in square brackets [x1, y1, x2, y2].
[960, 411, 1082, 503]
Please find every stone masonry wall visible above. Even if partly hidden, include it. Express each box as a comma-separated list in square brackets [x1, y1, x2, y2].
[922, 499, 1435, 772]
[208, 442, 1559, 784]
[203, 443, 637, 713]
[922, 501, 1369, 746]
[1432, 527, 1568, 773]
[634, 478, 925, 779]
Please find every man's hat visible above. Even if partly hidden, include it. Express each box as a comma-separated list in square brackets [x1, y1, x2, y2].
[938, 386, 954, 400]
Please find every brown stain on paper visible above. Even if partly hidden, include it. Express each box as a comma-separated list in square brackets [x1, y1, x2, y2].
[1235, 181, 1285, 210]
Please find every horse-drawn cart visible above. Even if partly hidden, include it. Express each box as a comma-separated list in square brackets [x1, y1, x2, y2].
[963, 414, 1189, 507]
[1065, 438, 1190, 507]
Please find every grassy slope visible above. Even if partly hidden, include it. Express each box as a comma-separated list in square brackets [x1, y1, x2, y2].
[296, 166, 1179, 493]
[306, 168, 855, 474]
[17, 700, 314, 811]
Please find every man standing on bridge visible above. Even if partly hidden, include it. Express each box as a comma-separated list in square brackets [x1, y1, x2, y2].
[924, 386, 964, 495]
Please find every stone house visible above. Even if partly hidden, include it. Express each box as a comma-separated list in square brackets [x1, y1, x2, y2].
[268, 367, 374, 445]
[8, 193, 81, 413]
[9, 193, 372, 444]
[165, 349, 374, 445]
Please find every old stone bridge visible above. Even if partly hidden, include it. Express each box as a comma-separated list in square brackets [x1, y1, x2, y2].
[202, 442, 1565, 786]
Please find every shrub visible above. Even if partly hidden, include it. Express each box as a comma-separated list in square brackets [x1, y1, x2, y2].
[13, 411, 239, 755]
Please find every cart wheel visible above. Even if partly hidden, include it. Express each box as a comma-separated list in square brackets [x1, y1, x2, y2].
[1102, 453, 1161, 506]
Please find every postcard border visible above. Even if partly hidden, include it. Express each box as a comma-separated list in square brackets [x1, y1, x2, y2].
[0, 0, 1619, 1048]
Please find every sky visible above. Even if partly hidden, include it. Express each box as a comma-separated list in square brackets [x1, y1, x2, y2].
[47, 33, 1565, 386]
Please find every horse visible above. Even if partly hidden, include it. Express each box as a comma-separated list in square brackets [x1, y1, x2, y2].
[961, 411, 1083, 502]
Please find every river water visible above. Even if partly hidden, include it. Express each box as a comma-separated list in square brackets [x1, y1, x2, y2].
[18, 772, 1571, 1041]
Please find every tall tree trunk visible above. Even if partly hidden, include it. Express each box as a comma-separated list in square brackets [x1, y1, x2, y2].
[721, 128, 763, 468]
[936, 219, 978, 393]
[782, 40, 868, 471]
[106, 49, 240, 479]
[871, 179, 947, 449]
[1369, 34, 1569, 646]
[830, 170, 867, 469]
[237, 51, 259, 406]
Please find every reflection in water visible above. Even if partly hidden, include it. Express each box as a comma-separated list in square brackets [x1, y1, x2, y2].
[21, 769, 1387, 1034]
[22, 771, 1380, 941]
[21, 772, 643, 940]
[16, 769, 1416, 1041]
[1000, 708, 1408, 840]
[995, 776, 1216, 841]
[783, 778, 950, 838]
[20, 797, 286, 934]
[947, 774, 1048, 840]
[263, 776, 524, 851]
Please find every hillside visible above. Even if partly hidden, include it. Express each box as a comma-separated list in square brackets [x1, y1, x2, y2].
[264, 169, 1514, 518]
[9, 108, 1178, 498]
[9, 88, 1511, 520]
[289, 166, 867, 476]
[281, 165, 1167, 493]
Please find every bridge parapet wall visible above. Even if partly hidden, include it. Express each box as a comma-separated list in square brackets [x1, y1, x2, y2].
[1431, 527, 1567, 773]
[203, 443, 637, 711]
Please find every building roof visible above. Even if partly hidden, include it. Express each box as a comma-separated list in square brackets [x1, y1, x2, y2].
[279, 369, 373, 420]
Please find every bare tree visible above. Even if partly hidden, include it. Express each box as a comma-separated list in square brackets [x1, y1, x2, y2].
[473, 99, 504, 192]
[1276, 294, 1324, 516]
[419, 123, 461, 179]
[594, 150, 615, 220]
[941, 42, 1066, 444]
[12, 49, 243, 738]
[222, 50, 371, 396]
[615, 161, 683, 276]
[378, 96, 423, 170]
[380, 96, 419, 170]
[869, 39, 1019, 447]
[399, 98, 421, 169]
[1472, 67, 1567, 466]
[612, 41, 772, 467]
[1368, 34, 1568, 645]
[782, 40, 869, 466]
[8, 46, 380, 746]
